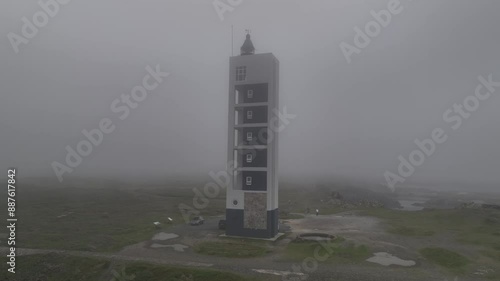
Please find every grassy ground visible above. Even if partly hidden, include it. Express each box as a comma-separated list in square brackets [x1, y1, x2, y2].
[361, 208, 500, 249]
[283, 236, 371, 263]
[482, 250, 500, 262]
[0, 253, 252, 281]
[419, 247, 469, 274]
[6, 181, 500, 280]
[11, 183, 225, 252]
[10, 183, 342, 253]
[7, 181, 350, 253]
[11, 183, 320, 252]
[194, 240, 272, 258]
[362, 208, 500, 277]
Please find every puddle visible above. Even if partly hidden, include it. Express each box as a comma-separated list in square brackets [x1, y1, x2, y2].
[150, 243, 188, 252]
[366, 252, 416, 267]
[152, 232, 178, 241]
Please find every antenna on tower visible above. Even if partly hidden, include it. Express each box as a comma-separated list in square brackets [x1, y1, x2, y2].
[231, 25, 234, 57]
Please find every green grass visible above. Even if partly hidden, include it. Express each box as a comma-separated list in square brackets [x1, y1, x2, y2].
[361, 208, 500, 248]
[420, 247, 469, 273]
[119, 262, 251, 281]
[1, 253, 110, 281]
[9, 179, 500, 275]
[284, 237, 371, 263]
[194, 240, 272, 258]
[388, 225, 435, 236]
[482, 250, 500, 262]
[0, 253, 252, 281]
[11, 183, 226, 252]
[361, 208, 500, 275]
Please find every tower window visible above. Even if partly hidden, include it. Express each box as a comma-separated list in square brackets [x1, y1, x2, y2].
[247, 110, 253, 120]
[247, 90, 254, 99]
[246, 132, 253, 141]
[246, 154, 253, 163]
[245, 176, 252, 186]
[236, 66, 246, 81]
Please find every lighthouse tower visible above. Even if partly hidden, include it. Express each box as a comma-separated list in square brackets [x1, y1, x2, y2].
[225, 33, 280, 238]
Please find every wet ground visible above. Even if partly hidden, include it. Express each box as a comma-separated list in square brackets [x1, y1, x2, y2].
[2, 212, 489, 281]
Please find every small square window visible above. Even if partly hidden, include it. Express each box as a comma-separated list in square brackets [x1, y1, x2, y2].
[246, 132, 253, 141]
[247, 90, 254, 99]
[236, 66, 246, 82]
[246, 154, 253, 163]
[245, 176, 252, 186]
[247, 110, 253, 120]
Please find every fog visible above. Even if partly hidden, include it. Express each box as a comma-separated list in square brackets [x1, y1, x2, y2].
[1, 0, 499, 189]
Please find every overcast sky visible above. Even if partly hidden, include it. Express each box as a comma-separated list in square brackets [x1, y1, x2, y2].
[1, 0, 499, 188]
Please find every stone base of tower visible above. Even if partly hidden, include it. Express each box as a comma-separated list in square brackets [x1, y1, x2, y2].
[225, 208, 279, 239]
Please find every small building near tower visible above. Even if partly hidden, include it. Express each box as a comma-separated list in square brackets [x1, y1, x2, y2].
[225, 33, 280, 239]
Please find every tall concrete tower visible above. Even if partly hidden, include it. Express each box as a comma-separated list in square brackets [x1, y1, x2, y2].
[225, 33, 279, 238]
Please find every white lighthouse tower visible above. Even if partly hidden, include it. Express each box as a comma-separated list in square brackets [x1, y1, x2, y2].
[225, 33, 280, 238]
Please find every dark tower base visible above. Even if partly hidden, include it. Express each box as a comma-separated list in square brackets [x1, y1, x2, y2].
[225, 208, 279, 238]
